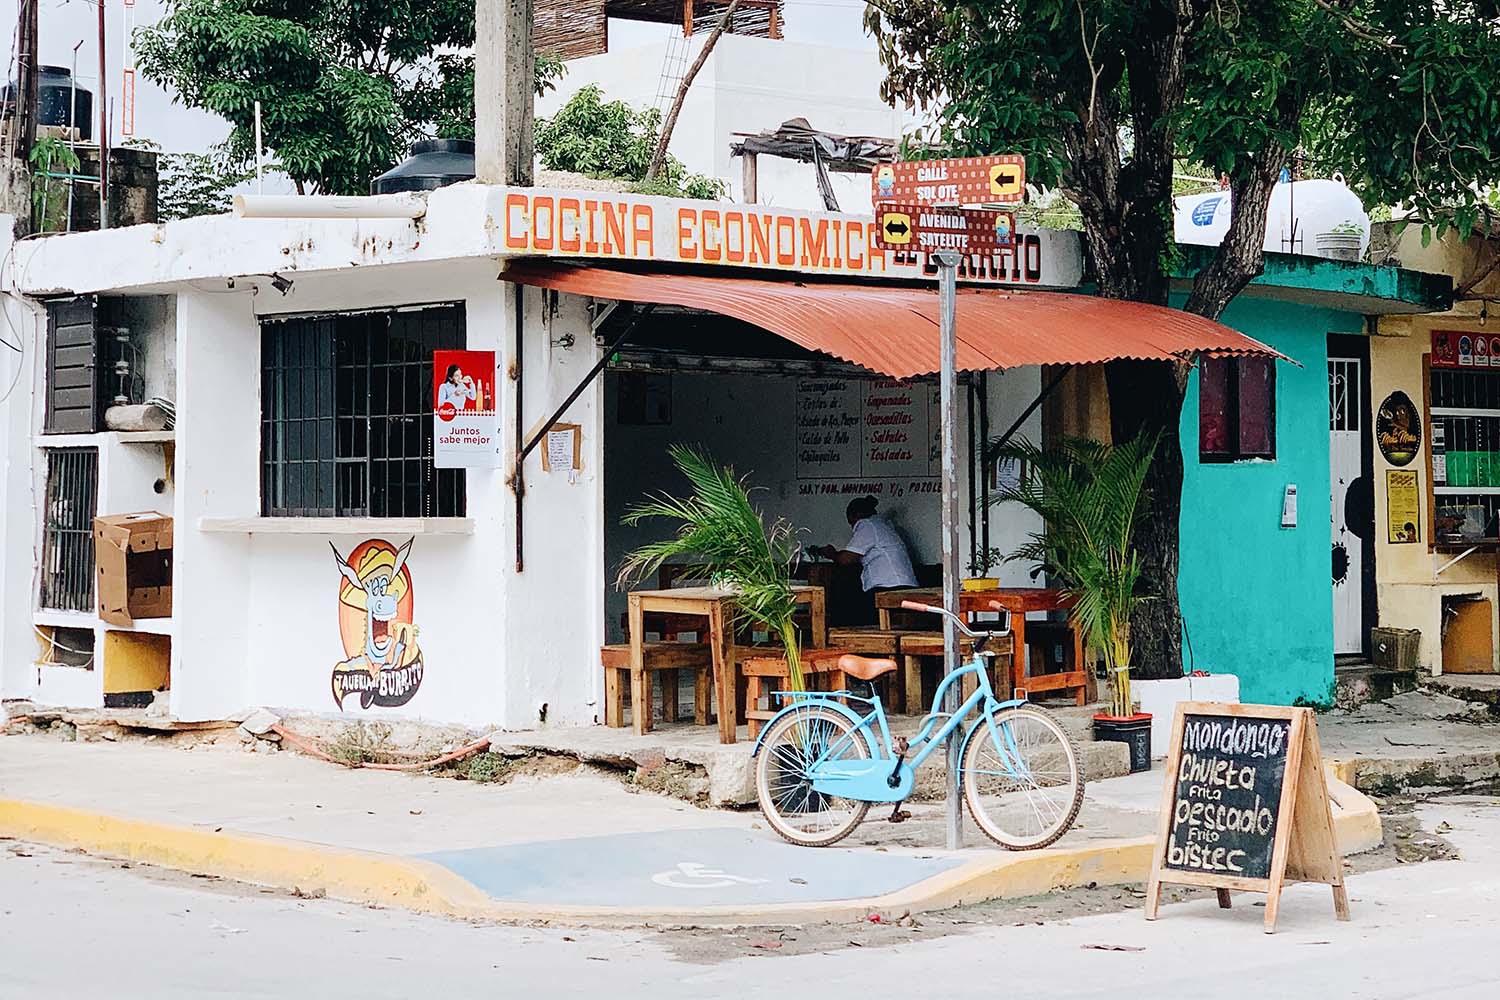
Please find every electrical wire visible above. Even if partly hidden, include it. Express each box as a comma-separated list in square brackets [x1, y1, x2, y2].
[33, 624, 95, 667]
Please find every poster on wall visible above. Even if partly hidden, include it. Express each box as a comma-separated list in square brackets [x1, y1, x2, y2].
[795, 377, 940, 482]
[1376, 391, 1422, 466]
[1387, 469, 1421, 544]
[329, 538, 424, 709]
[433, 349, 500, 468]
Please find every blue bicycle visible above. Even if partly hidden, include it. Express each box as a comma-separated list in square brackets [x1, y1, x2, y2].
[753, 600, 1085, 849]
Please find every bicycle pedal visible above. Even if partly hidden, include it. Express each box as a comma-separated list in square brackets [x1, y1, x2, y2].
[888, 806, 911, 824]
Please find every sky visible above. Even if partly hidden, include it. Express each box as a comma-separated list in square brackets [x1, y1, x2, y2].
[3, 0, 877, 156]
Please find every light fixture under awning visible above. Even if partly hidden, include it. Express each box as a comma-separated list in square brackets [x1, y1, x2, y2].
[502, 260, 1285, 379]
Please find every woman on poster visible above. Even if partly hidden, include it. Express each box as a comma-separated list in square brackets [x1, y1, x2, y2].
[438, 364, 477, 412]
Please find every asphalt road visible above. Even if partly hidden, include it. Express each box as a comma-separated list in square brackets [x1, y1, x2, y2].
[3, 795, 1498, 999]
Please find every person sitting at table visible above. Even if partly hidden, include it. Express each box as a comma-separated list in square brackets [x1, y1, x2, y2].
[812, 496, 918, 624]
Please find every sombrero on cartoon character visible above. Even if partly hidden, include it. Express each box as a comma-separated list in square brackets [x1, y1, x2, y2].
[331, 539, 420, 707]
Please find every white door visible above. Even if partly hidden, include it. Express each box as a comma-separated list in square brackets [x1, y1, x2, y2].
[1329, 358, 1363, 653]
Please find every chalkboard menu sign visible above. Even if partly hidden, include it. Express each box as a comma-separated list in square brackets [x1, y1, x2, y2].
[1146, 703, 1351, 934]
[1164, 713, 1292, 881]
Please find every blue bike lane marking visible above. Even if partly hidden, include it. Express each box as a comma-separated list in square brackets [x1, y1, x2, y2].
[419, 828, 963, 907]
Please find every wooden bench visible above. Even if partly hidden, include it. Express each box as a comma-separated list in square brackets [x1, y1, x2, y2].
[739, 648, 856, 740]
[898, 631, 1015, 708]
[828, 626, 907, 711]
[600, 643, 712, 733]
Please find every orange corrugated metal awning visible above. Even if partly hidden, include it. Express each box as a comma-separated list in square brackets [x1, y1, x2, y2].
[503, 261, 1283, 378]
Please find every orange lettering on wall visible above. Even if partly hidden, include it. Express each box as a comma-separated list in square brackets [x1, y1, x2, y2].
[603, 202, 628, 256]
[505, 193, 530, 250]
[748, 214, 772, 264]
[776, 216, 796, 266]
[724, 211, 745, 263]
[702, 209, 722, 262]
[582, 200, 601, 254]
[829, 219, 843, 269]
[799, 218, 830, 268]
[865, 223, 887, 272]
[558, 198, 582, 253]
[532, 196, 556, 251]
[631, 205, 654, 256]
[845, 221, 865, 270]
[678, 208, 699, 260]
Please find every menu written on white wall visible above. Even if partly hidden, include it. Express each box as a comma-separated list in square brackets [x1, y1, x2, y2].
[796, 377, 940, 499]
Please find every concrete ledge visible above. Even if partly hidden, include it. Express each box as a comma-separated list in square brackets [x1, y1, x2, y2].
[1329, 751, 1500, 796]
[0, 765, 1383, 927]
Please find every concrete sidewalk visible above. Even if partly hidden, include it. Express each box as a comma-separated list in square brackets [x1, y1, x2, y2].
[1319, 690, 1500, 793]
[0, 733, 1381, 926]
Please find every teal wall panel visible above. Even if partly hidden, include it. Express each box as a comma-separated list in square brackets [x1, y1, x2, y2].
[1177, 299, 1364, 706]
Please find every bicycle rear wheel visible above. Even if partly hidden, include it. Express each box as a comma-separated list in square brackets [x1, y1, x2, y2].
[755, 704, 872, 848]
[962, 705, 1084, 850]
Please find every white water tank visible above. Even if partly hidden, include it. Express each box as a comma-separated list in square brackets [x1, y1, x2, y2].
[1174, 177, 1370, 261]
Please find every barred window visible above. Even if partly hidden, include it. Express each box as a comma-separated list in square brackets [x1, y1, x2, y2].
[260, 305, 466, 517]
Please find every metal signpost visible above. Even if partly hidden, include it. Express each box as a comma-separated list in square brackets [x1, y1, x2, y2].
[872, 155, 1025, 850]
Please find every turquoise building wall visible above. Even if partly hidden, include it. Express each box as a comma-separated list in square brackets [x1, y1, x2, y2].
[1177, 298, 1364, 706]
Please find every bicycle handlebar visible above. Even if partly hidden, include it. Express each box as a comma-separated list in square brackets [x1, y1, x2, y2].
[900, 599, 1011, 639]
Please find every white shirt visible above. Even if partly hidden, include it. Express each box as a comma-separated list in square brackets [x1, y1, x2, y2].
[438, 381, 475, 410]
[845, 515, 918, 592]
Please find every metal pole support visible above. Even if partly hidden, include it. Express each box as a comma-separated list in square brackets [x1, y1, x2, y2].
[934, 250, 963, 850]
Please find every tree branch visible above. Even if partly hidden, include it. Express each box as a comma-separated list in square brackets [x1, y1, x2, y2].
[646, 0, 743, 182]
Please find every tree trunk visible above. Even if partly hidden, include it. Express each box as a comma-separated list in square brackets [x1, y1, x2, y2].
[645, 0, 742, 182]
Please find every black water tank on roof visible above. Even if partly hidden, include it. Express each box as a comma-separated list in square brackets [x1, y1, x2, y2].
[371, 139, 475, 194]
[2, 65, 93, 139]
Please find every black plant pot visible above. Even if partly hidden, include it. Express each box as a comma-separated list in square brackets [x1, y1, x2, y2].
[1093, 713, 1152, 773]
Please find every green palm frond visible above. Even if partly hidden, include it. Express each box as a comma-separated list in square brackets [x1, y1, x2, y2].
[989, 434, 1158, 715]
[619, 445, 807, 689]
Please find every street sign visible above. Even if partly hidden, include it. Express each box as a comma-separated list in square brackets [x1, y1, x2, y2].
[873, 204, 1016, 253]
[872, 155, 1026, 206]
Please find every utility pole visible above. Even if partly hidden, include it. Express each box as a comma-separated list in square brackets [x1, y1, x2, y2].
[16, 0, 40, 160]
[473, 0, 534, 185]
[934, 248, 964, 850]
[98, 0, 109, 228]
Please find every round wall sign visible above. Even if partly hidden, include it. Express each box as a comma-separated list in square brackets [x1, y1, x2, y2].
[1377, 390, 1421, 466]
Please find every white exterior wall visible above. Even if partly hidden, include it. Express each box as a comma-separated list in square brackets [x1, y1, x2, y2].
[537, 35, 904, 213]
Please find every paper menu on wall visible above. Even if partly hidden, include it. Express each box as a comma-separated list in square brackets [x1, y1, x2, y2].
[542, 423, 580, 474]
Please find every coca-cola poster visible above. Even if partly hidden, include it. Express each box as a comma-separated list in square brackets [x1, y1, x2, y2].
[433, 350, 500, 468]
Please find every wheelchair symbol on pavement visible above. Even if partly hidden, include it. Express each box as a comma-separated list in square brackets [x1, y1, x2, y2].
[650, 862, 769, 890]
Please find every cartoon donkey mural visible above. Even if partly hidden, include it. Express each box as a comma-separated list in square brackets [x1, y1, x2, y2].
[330, 538, 418, 679]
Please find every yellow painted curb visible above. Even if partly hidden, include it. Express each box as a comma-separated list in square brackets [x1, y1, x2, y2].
[0, 798, 495, 919]
[0, 766, 1384, 928]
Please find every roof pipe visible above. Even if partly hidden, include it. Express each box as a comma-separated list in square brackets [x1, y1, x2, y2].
[232, 194, 427, 219]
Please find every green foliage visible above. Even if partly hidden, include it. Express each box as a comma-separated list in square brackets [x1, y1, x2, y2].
[157, 149, 258, 221]
[27, 137, 82, 232]
[135, 1, 567, 194]
[991, 435, 1157, 716]
[619, 445, 805, 689]
[866, 1, 1500, 274]
[536, 86, 725, 200]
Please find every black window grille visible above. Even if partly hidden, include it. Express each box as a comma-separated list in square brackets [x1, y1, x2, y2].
[40, 447, 99, 612]
[260, 305, 466, 518]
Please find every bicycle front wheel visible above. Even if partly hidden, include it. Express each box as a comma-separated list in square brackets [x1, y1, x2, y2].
[962, 705, 1084, 850]
[755, 704, 872, 848]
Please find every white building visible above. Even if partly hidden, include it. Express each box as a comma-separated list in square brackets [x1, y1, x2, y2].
[537, 33, 906, 213]
[0, 183, 1125, 730]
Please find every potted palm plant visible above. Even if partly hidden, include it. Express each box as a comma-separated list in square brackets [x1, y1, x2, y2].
[991, 434, 1157, 772]
[618, 445, 809, 691]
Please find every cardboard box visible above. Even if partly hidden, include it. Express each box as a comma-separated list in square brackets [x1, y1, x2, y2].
[94, 512, 173, 626]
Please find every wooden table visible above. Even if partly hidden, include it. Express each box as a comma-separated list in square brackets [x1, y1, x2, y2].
[875, 586, 1089, 705]
[627, 584, 826, 742]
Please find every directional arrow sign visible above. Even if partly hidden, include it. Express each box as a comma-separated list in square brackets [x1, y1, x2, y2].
[872, 155, 1026, 206]
[873, 204, 1017, 253]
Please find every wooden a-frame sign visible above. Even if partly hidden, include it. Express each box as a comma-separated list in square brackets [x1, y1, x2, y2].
[1145, 702, 1351, 933]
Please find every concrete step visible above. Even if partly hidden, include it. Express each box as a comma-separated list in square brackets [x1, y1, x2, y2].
[1336, 662, 1420, 711]
[1421, 673, 1500, 715]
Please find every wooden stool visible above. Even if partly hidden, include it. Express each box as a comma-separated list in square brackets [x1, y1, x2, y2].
[600, 643, 712, 733]
[740, 648, 853, 739]
[828, 627, 906, 711]
[898, 632, 1015, 709]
